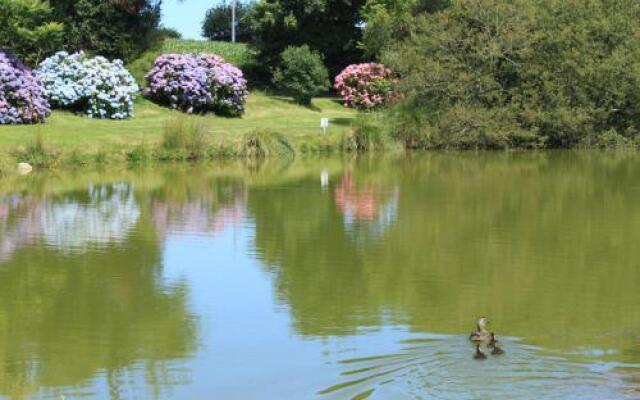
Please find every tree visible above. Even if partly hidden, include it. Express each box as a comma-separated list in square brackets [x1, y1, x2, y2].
[49, 0, 162, 61]
[202, 1, 253, 42]
[359, 0, 449, 59]
[246, 0, 365, 77]
[0, 0, 64, 65]
[385, 0, 640, 149]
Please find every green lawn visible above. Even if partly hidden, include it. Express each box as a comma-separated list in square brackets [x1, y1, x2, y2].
[0, 91, 357, 155]
[0, 39, 360, 171]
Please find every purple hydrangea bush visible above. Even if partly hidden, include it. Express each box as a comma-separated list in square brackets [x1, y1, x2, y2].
[144, 54, 248, 116]
[0, 51, 50, 124]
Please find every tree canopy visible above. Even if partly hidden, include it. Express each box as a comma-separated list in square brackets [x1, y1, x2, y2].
[385, 0, 640, 149]
[50, 0, 162, 61]
[246, 0, 365, 76]
[0, 0, 64, 65]
[202, 1, 254, 42]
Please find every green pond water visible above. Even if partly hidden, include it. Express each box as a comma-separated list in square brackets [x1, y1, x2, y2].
[1, 152, 640, 399]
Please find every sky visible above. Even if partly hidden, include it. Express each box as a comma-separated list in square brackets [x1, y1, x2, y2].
[162, 0, 218, 40]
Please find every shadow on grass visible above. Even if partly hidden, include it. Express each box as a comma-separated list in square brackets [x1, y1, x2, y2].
[330, 117, 354, 126]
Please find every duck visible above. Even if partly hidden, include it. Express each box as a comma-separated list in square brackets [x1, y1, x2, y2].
[469, 316, 491, 342]
[489, 332, 505, 355]
[473, 344, 487, 360]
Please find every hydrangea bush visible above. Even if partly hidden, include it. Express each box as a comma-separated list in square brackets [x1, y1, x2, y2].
[334, 63, 397, 110]
[144, 53, 248, 116]
[36, 51, 139, 119]
[0, 51, 50, 124]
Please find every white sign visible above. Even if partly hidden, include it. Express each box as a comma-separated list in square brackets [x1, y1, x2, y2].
[320, 118, 329, 134]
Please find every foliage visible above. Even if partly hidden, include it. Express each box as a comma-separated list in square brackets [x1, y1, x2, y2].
[49, 0, 161, 62]
[272, 46, 329, 106]
[37, 51, 139, 119]
[144, 53, 249, 116]
[127, 39, 257, 87]
[0, 0, 64, 65]
[0, 51, 50, 124]
[202, 1, 254, 42]
[359, 0, 449, 59]
[246, 0, 364, 76]
[334, 63, 397, 109]
[386, 0, 640, 149]
[153, 27, 182, 40]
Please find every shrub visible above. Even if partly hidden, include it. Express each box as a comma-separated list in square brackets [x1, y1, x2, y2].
[272, 45, 329, 105]
[144, 53, 248, 116]
[37, 51, 139, 119]
[387, 0, 640, 149]
[334, 63, 397, 110]
[0, 51, 50, 124]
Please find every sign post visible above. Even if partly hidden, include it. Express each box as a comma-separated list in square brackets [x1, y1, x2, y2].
[320, 118, 329, 135]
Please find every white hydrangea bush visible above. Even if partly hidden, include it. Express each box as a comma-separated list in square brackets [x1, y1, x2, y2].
[37, 51, 139, 119]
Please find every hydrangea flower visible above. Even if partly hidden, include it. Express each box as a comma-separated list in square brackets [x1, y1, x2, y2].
[0, 50, 50, 124]
[334, 63, 398, 110]
[37, 51, 139, 119]
[144, 53, 248, 116]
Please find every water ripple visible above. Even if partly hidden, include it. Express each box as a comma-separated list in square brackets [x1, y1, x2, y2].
[319, 335, 640, 400]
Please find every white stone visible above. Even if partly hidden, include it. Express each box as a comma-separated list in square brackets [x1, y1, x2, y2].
[17, 162, 33, 175]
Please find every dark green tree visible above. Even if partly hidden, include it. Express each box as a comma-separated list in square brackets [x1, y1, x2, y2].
[246, 0, 365, 76]
[202, 1, 254, 42]
[359, 0, 448, 59]
[385, 0, 640, 149]
[0, 0, 64, 65]
[49, 0, 162, 61]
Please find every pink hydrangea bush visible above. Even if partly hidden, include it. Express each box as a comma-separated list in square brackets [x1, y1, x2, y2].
[144, 53, 248, 117]
[334, 63, 397, 110]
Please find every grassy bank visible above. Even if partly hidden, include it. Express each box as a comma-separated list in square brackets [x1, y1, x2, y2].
[0, 91, 365, 173]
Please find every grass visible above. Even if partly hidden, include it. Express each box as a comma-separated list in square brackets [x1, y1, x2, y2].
[0, 91, 359, 169]
[127, 38, 257, 86]
[0, 38, 368, 172]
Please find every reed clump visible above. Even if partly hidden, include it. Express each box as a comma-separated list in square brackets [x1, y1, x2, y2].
[241, 129, 294, 159]
[157, 117, 209, 161]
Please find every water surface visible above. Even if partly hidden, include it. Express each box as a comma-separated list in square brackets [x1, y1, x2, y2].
[1, 152, 640, 399]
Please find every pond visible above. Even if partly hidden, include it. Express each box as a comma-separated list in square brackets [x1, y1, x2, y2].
[1, 152, 640, 399]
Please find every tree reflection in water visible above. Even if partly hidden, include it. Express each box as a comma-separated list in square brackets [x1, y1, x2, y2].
[0, 170, 252, 399]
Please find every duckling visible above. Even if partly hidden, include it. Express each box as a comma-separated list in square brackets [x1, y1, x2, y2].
[469, 316, 491, 342]
[489, 332, 505, 355]
[473, 344, 487, 360]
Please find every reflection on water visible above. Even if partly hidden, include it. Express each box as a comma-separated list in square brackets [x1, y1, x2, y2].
[1, 153, 640, 399]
